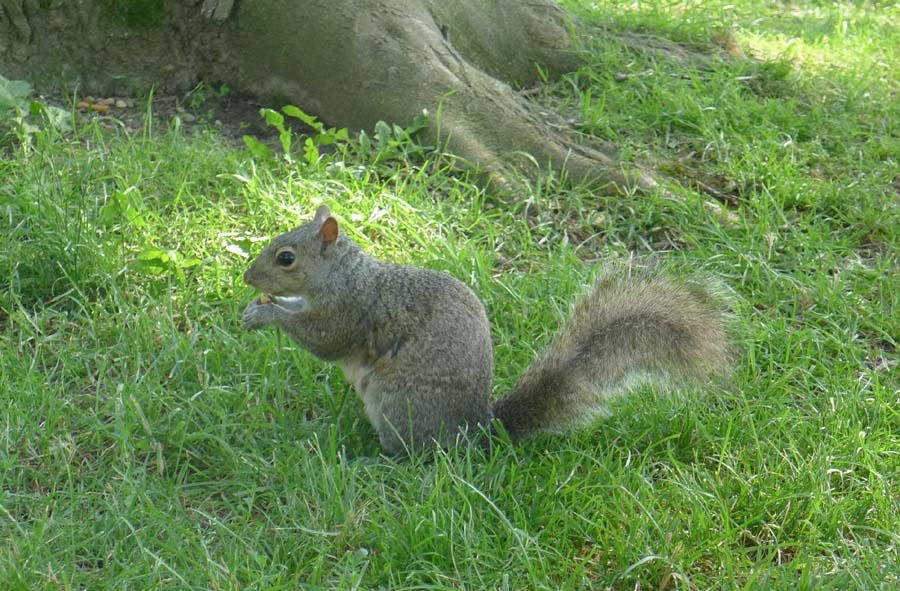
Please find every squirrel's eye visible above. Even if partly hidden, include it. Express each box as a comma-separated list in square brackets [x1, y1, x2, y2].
[276, 251, 296, 266]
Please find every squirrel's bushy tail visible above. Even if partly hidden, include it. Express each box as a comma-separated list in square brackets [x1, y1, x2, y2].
[491, 268, 731, 442]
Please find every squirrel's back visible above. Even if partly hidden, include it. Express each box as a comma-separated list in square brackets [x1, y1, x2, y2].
[357, 261, 495, 449]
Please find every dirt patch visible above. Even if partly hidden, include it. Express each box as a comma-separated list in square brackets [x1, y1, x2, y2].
[59, 87, 298, 147]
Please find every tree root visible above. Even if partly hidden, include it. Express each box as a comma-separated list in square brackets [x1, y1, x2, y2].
[235, 0, 662, 195]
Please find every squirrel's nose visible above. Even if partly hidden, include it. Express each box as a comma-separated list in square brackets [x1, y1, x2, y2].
[243, 268, 254, 286]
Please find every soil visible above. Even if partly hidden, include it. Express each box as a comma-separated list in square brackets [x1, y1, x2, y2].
[58, 87, 304, 147]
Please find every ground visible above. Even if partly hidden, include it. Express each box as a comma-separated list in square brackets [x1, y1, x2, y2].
[63, 86, 286, 147]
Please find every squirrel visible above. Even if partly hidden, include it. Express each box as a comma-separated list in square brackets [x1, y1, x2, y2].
[241, 205, 731, 455]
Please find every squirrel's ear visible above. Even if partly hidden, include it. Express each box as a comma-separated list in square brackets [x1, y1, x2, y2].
[314, 205, 331, 223]
[320, 217, 339, 250]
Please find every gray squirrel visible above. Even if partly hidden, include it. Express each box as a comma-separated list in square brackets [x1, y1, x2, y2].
[242, 205, 730, 455]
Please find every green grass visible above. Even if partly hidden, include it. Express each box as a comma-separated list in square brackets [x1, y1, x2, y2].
[2, 0, 899, 588]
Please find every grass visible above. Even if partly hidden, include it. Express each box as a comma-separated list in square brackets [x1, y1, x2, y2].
[2, 0, 899, 588]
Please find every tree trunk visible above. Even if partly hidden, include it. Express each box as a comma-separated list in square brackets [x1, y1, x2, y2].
[0, 0, 657, 192]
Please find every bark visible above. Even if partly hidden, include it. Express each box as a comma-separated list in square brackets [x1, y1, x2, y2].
[0, 0, 657, 192]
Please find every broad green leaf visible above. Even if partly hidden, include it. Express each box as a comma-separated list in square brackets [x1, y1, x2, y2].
[243, 135, 273, 159]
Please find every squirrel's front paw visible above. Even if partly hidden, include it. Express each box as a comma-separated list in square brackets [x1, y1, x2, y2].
[241, 299, 273, 331]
